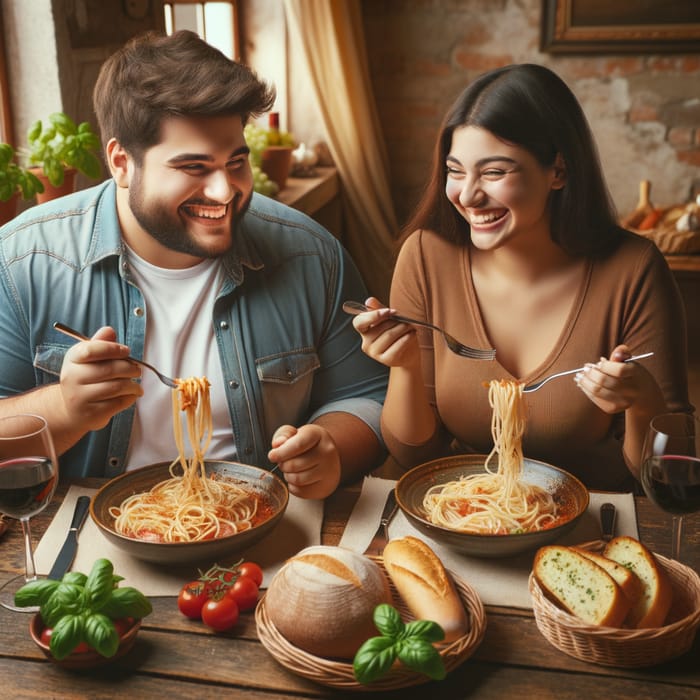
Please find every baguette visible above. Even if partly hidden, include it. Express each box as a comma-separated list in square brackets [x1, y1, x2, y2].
[382, 536, 468, 642]
[602, 536, 673, 628]
[533, 545, 630, 627]
[572, 547, 643, 607]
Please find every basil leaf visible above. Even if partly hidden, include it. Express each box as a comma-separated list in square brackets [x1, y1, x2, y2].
[84, 613, 119, 658]
[85, 558, 114, 609]
[62, 572, 88, 587]
[353, 636, 397, 684]
[13, 578, 60, 608]
[373, 603, 404, 638]
[397, 638, 446, 680]
[42, 583, 84, 627]
[50, 613, 85, 660]
[98, 587, 152, 619]
[404, 619, 445, 643]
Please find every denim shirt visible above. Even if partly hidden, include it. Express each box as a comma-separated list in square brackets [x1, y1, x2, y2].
[0, 180, 388, 478]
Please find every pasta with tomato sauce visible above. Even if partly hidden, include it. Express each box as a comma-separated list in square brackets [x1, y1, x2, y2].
[422, 379, 559, 534]
[110, 376, 261, 542]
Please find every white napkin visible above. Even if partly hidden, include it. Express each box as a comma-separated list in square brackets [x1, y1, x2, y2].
[340, 476, 639, 610]
[34, 486, 323, 595]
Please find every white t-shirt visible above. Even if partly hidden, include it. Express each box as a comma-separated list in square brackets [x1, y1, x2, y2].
[124, 247, 236, 470]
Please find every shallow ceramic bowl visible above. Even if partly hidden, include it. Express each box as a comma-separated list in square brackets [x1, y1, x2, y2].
[30, 614, 141, 670]
[90, 460, 288, 565]
[395, 454, 589, 558]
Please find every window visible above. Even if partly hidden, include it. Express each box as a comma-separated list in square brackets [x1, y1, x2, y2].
[164, 1, 239, 59]
[0, 10, 14, 144]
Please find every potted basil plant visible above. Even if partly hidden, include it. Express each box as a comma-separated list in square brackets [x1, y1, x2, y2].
[25, 112, 102, 201]
[0, 142, 44, 224]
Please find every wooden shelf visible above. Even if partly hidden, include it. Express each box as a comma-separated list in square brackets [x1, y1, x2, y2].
[665, 254, 700, 273]
[275, 166, 339, 216]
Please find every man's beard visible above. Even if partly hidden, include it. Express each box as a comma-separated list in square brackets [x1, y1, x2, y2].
[128, 176, 251, 259]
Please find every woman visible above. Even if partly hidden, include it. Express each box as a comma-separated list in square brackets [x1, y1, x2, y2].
[353, 64, 692, 491]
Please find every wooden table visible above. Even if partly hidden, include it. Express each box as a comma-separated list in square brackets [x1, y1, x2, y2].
[1, 479, 698, 699]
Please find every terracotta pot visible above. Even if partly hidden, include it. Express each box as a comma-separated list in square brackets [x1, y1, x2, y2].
[261, 147, 293, 190]
[0, 192, 18, 225]
[30, 167, 77, 203]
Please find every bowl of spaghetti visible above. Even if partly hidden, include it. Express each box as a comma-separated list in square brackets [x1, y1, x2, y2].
[91, 459, 288, 565]
[92, 376, 288, 564]
[395, 454, 589, 558]
[395, 379, 588, 558]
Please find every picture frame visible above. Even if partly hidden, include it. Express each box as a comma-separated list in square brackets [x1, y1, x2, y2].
[541, 0, 700, 53]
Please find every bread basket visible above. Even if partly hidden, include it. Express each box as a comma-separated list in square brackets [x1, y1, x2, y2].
[255, 557, 487, 690]
[529, 548, 700, 667]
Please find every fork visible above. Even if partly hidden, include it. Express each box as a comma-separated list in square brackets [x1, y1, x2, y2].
[53, 322, 179, 389]
[521, 352, 654, 393]
[342, 301, 496, 360]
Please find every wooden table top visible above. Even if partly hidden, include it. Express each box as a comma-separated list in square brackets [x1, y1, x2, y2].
[1, 478, 698, 699]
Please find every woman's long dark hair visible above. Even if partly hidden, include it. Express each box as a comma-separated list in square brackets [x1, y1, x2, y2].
[402, 64, 622, 257]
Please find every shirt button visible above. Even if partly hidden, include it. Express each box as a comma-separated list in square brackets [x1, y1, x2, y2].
[108, 457, 120, 468]
[219, 321, 229, 330]
[244, 446, 253, 455]
[229, 380, 239, 389]
[286, 369, 293, 378]
[133, 307, 144, 317]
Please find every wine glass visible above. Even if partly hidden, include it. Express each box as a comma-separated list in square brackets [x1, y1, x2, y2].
[640, 412, 700, 562]
[0, 414, 58, 611]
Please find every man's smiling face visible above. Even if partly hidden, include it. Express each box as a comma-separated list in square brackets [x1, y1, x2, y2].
[125, 114, 254, 267]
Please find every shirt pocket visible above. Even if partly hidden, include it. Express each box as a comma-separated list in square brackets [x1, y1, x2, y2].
[33, 343, 69, 385]
[255, 349, 320, 436]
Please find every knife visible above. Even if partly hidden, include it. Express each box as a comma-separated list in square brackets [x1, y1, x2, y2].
[600, 502, 617, 542]
[364, 489, 398, 556]
[48, 495, 91, 580]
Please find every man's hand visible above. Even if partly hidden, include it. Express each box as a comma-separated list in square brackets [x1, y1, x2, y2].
[267, 423, 341, 500]
[59, 326, 143, 431]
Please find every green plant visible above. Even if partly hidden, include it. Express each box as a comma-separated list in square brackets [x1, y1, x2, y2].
[14, 558, 152, 660]
[0, 142, 44, 201]
[26, 112, 102, 187]
[352, 604, 446, 684]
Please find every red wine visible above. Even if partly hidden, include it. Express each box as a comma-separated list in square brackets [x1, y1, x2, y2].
[641, 455, 700, 515]
[0, 456, 57, 518]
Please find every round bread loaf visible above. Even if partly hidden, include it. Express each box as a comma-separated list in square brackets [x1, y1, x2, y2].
[263, 545, 392, 659]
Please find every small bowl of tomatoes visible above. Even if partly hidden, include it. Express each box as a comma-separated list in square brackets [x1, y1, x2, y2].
[30, 614, 141, 670]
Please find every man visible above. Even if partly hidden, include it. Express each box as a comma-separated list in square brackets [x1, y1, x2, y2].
[0, 31, 388, 500]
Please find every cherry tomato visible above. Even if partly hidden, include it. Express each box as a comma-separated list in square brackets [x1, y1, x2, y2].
[227, 576, 259, 611]
[238, 561, 263, 587]
[201, 596, 239, 632]
[113, 617, 135, 637]
[40, 627, 89, 653]
[40, 627, 52, 646]
[178, 580, 209, 619]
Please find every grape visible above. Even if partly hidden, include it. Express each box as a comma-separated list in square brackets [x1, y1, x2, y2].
[244, 122, 294, 194]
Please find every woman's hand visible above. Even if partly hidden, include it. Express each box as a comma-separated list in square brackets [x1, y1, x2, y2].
[59, 326, 143, 431]
[574, 344, 663, 416]
[351, 297, 421, 368]
[267, 424, 341, 499]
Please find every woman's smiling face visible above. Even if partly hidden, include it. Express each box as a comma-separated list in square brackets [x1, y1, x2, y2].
[445, 125, 565, 251]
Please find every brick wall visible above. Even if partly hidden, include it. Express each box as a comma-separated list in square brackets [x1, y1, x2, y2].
[361, 0, 700, 227]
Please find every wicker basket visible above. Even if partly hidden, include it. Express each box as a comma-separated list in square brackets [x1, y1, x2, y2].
[529, 550, 700, 668]
[255, 558, 487, 691]
[634, 225, 700, 255]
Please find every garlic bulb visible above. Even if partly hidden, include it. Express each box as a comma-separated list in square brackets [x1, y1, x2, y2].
[676, 195, 700, 233]
[292, 142, 318, 167]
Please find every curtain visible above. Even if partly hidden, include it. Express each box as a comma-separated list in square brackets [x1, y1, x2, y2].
[283, 0, 397, 300]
